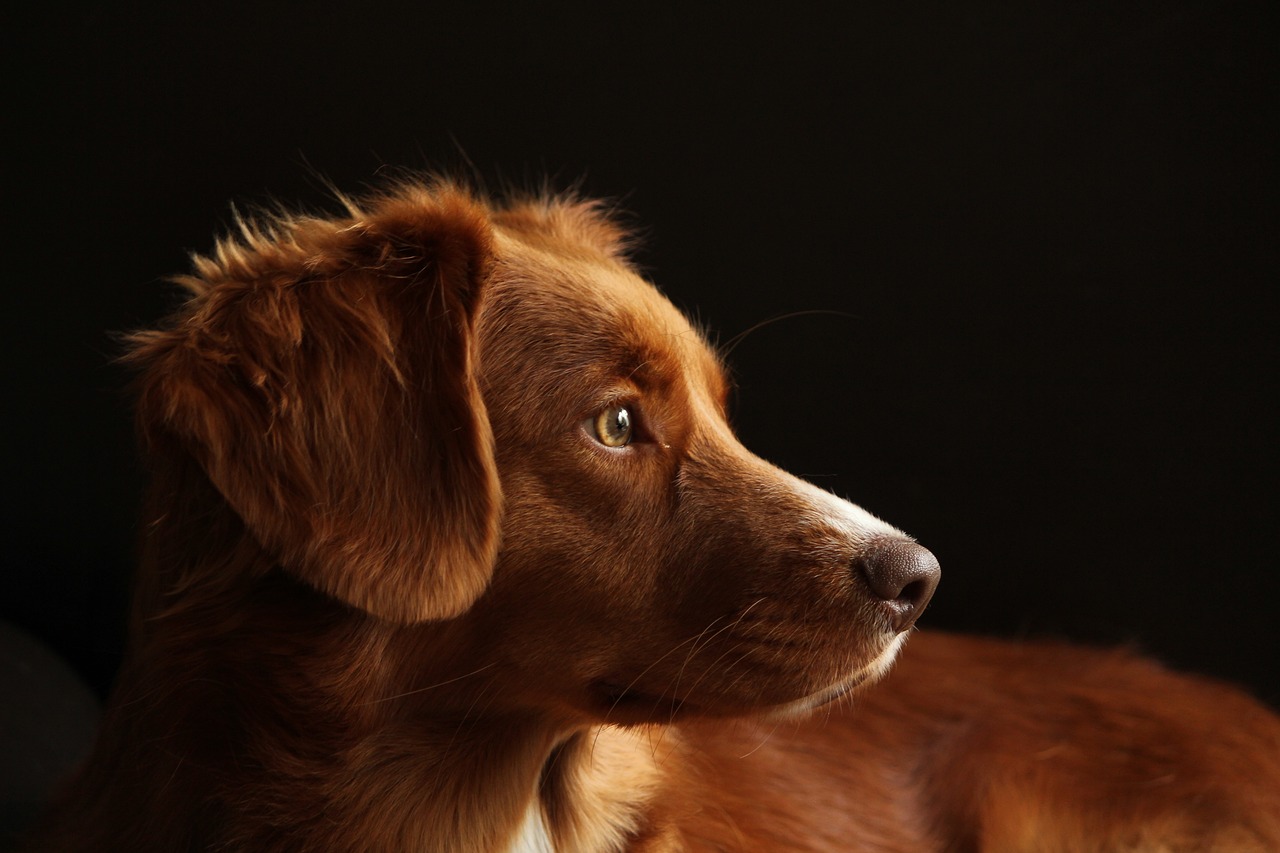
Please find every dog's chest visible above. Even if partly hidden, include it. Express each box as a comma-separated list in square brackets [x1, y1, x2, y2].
[504, 802, 556, 853]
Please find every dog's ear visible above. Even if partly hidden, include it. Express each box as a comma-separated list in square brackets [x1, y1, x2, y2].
[127, 185, 501, 623]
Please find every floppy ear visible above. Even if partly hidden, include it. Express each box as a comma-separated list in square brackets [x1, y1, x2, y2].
[127, 185, 501, 623]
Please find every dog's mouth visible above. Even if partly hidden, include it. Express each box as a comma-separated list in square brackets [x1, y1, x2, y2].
[763, 633, 909, 720]
[587, 635, 909, 723]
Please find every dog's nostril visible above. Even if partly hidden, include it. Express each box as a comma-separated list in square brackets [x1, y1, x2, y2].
[855, 540, 941, 633]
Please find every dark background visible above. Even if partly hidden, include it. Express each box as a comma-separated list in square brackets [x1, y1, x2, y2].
[7, 3, 1276, 705]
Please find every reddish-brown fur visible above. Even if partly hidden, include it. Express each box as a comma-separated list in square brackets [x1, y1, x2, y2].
[27, 181, 1280, 851]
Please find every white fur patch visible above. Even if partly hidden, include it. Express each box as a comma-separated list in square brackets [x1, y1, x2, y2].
[800, 476, 905, 543]
[504, 801, 555, 853]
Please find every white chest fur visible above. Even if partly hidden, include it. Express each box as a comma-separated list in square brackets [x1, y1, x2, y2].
[504, 802, 555, 853]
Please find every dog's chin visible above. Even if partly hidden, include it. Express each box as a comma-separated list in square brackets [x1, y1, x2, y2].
[589, 634, 909, 725]
[761, 633, 909, 722]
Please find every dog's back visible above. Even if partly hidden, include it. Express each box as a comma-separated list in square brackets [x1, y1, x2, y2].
[673, 634, 1280, 851]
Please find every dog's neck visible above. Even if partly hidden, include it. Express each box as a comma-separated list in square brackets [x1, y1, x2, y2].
[355, 720, 666, 852]
[501, 726, 669, 852]
[292, 676, 665, 851]
[115, 510, 670, 851]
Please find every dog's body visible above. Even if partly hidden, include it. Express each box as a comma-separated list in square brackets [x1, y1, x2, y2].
[29, 182, 1280, 851]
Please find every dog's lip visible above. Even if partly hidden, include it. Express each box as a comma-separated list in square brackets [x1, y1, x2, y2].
[807, 670, 871, 708]
[771, 635, 909, 717]
[757, 670, 874, 721]
[591, 634, 907, 720]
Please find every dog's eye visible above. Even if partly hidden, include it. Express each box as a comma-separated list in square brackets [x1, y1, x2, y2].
[593, 405, 634, 448]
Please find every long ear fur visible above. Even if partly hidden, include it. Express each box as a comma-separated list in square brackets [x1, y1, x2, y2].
[125, 183, 501, 623]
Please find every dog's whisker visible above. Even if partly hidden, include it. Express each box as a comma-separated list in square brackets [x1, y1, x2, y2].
[598, 626, 721, 723]
[721, 309, 858, 357]
[680, 647, 760, 726]
[669, 598, 769, 704]
[437, 678, 502, 773]
[357, 661, 499, 706]
[598, 600, 761, 723]
[737, 715, 786, 760]
[669, 598, 768, 699]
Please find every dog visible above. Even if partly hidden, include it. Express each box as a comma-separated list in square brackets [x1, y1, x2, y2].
[27, 180, 1280, 851]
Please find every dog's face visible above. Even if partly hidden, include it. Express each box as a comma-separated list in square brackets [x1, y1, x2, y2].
[130, 184, 937, 727]
[455, 208, 936, 723]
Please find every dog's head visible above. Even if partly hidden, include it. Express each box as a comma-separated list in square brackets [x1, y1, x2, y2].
[128, 180, 938, 723]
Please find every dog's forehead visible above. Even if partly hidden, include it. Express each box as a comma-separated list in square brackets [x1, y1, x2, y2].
[480, 233, 728, 406]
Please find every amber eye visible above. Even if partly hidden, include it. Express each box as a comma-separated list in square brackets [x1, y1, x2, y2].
[593, 405, 634, 448]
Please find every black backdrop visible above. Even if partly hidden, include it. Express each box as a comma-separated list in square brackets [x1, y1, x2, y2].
[7, 3, 1277, 704]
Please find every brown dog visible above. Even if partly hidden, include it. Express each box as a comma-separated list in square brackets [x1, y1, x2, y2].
[29, 181, 1280, 851]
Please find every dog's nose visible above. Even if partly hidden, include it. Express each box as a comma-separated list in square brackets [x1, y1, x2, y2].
[855, 540, 940, 633]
